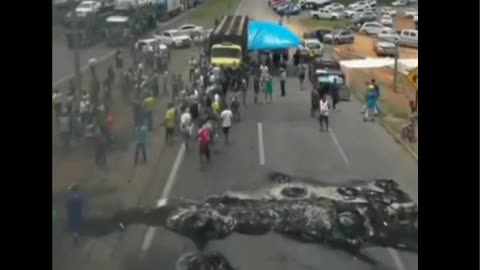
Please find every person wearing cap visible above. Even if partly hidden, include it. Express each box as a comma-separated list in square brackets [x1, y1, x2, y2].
[280, 67, 287, 97]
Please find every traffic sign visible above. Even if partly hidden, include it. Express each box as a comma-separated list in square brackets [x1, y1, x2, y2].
[407, 67, 418, 91]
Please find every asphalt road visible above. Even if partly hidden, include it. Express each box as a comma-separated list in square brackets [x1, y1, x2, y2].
[52, 1, 418, 269]
[136, 1, 419, 270]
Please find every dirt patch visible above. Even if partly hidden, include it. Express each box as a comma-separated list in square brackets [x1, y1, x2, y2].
[337, 34, 418, 59]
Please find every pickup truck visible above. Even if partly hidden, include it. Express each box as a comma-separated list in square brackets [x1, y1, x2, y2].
[310, 8, 342, 20]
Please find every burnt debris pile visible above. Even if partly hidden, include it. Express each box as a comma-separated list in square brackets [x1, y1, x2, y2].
[90, 173, 418, 267]
[176, 251, 235, 270]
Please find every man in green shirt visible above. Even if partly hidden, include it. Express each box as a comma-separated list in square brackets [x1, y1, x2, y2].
[165, 102, 176, 143]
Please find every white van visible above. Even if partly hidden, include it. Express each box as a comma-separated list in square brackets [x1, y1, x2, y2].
[398, 29, 418, 48]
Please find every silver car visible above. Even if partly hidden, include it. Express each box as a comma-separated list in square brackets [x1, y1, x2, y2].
[374, 41, 397, 57]
[323, 29, 355, 44]
[359, 22, 384, 36]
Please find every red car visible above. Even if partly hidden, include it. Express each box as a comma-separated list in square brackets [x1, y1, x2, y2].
[269, 0, 286, 8]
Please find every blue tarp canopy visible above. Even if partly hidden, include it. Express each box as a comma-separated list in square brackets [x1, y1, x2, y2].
[248, 21, 302, 51]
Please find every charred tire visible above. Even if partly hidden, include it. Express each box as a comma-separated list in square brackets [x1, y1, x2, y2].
[313, 15, 319, 19]
[268, 172, 291, 183]
[331, 16, 337, 21]
[281, 186, 308, 198]
[337, 187, 359, 200]
[374, 179, 399, 190]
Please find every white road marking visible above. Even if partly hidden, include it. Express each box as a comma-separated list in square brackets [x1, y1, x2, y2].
[328, 129, 350, 166]
[388, 248, 408, 270]
[257, 122, 265, 166]
[140, 143, 186, 255]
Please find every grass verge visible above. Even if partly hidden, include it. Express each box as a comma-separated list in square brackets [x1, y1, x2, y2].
[189, 0, 241, 26]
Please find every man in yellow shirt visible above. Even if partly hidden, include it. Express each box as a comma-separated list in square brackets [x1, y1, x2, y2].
[143, 92, 155, 132]
[165, 102, 176, 143]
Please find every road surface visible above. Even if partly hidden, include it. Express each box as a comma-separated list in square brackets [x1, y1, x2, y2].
[52, 1, 418, 270]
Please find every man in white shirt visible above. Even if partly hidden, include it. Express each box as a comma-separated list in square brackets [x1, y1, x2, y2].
[180, 108, 193, 149]
[220, 106, 233, 144]
[319, 94, 330, 132]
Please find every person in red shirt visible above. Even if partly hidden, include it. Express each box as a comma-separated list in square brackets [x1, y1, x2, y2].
[197, 123, 211, 164]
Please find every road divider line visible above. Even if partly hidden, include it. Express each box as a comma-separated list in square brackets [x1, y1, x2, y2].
[139, 143, 186, 255]
[257, 122, 265, 166]
[328, 128, 350, 166]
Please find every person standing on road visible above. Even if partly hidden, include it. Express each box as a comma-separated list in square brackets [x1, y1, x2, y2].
[311, 86, 320, 117]
[197, 123, 211, 164]
[93, 125, 107, 167]
[253, 75, 260, 104]
[151, 72, 159, 98]
[66, 185, 85, 245]
[371, 79, 380, 115]
[230, 95, 240, 121]
[134, 123, 148, 165]
[364, 84, 378, 122]
[52, 89, 63, 123]
[58, 111, 71, 150]
[319, 94, 330, 132]
[180, 108, 193, 150]
[115, 50, 124, 71]
[280, 67, 287, 97]
[143, 92, 155, 132]
[162, 70, 169, 97]
[297, 63, 306, 90]
[330, 78, 340, 111]
[165, 102, 176, 144]
[240, 78, 247, 106]
[265, 74, 274, 103]
[189, 57, 197, 83]
[220, 105, 233, 144]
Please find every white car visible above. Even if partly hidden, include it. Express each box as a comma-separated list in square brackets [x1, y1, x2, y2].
[380, 7, 397, 16]
[75, 0, 101, 15]
[392, 0, 408, 7]
[377, 27, 400, 42]
[154, 30, 192, 48]
[348, 1, 367, 9]
[360, 22, 387, 36]
[311, 8, 342, 20]
[345, 7, 372, 18]
[303, 39, 324, 56]
[136, 38, 168, 53]
[380, 15, 393, 26]
[177, 24, 204, 37]
[325, 2, 344, 10]
[413, 15, 418, 23]
[403, 8, 417, 18]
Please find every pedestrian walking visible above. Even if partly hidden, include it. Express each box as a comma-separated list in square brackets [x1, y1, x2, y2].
[265, 74, 273, 103]
[220, 105, 233, 144]
[165, 102, 176, 144]
[364, 85, 378, 122]
[280, 67, 287, 97]
[180, 108, 193, 150]
[134, 123, 148, 165]
[253, 75, 260, 104]
[115, 50, 124, 71]
[93, 126, 107, 167]
[66, 185, 85, 245]
[151, 72, 159, 98]
[189, 57, 197, 83]
[330, 78, 340, 111]
[52, 89, 63, 122]
[197, 123, 211, 165]
[230, 95, 240, 121]
[162, 70, 169, 97]
[105, 113, 114, 148]
[311, 86, 320, 117]
[297, 64, 306, 90]
[58, 112, 71, 150]
[143, 93, 155, 132]
[319, 94, 330, 131]
[240, 78, 247, 106]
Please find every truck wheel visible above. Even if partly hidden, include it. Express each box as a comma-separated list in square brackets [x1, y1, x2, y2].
[313, 15, 319, 19]
[331, 16, 337, 21]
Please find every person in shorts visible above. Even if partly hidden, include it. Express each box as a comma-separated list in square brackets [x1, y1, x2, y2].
[220, 105, 233, 144]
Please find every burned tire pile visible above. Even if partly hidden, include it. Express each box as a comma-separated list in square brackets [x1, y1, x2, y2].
[95, 173, 418, 269]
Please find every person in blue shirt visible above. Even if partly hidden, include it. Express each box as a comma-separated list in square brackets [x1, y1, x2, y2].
[135, 123, 148, 165]
[66, 185, 85, 245]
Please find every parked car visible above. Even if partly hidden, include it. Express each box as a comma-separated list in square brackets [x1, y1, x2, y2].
[377, 27, 400, 42]
[380, 7, 397, 16]
[359, 22, 385, 36]
[323, 29, 355, 44]
[136, 38, 169, 54]
[345, 7, 373, 18]
[374, 40, 397, 57]
[177, 24, 204, 37]
[299, 0, 332, 10]
[277, 4, 301, 15]
[311, 7, 342, 20]
[403, 8, 417, 18]
[348, 1, 368, 9]
[352, 11, 377, 24]
[325, 2, 344, 10]
[392, 0, 408, 7]
[380, 15, 393, 27]
[302, 28, 333, 42]
[154, 29, 192, 48]
[303, 38, 324, 57]
[398, 29, 418, 48]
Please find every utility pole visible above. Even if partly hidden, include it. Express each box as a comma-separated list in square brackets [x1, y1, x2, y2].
[392, 42, 399, 93]
[69, 0, 82, 96]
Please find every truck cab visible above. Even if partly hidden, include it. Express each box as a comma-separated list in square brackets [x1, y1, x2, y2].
[210, 43, 243, 67]
[105, 15, 131, 46]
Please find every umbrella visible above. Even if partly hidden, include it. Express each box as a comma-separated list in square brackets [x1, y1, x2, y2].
[248, 21, 302, 51]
